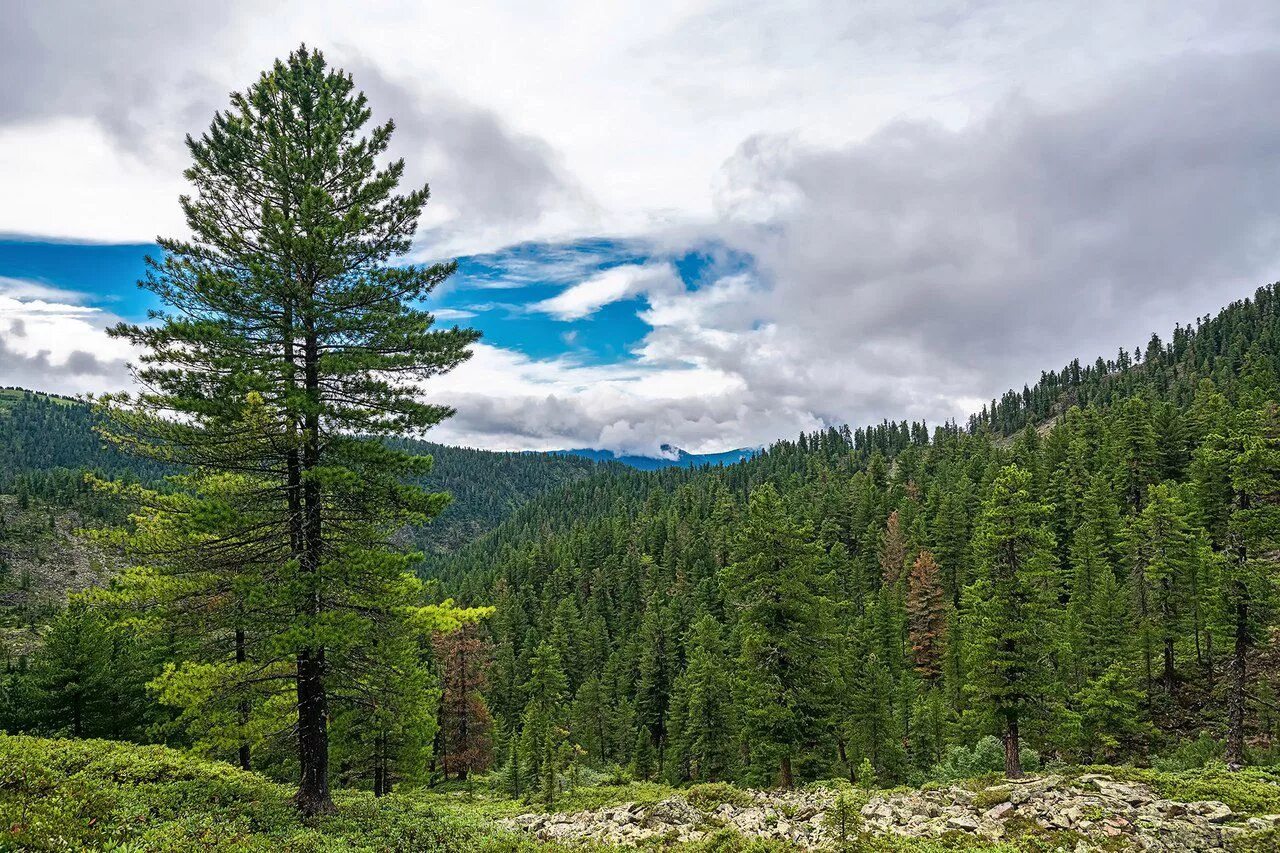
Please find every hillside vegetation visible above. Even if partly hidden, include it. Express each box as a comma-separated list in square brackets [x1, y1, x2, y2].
[425, 283, 1280, 796]
[4, 41, 1280, 852]
[0, 389, 609, 554]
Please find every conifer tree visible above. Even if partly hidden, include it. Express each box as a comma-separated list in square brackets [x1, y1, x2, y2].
[519, 642, 569, 803]
[667, 614, 735, 782]
[726, 484, 832, 787]
[31, 602, 113, 738]
[879, 510, 908, 587]
[1197, 404, 1280, 767]
[965, 465, 1056, 778]
[906, 550, 947, 683]
[433, 623, 495, 781]
[100, 46, 477, 813]
[1129, 483, 1198, 693]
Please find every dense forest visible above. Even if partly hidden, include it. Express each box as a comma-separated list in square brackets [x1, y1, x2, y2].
[5, 284, 1280, 804]
[420, 283, 1280, 793]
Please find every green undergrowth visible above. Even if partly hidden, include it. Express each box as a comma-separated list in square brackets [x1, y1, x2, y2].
[1098, 764, 1280, 815]
[0, 734, 539, 852]
[7, 736, 1280, 852]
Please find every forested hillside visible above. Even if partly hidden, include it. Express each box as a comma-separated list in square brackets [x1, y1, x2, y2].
[426, 283, 1280, 793]
[0, 389, 609, 552]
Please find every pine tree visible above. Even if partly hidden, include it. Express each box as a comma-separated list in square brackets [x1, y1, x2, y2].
[433, 623, 495, 781]
[848, 651, 904, 782]
[965, 465, 1056, 779]
[667, 615, 735, 782]
[879, 510, 908, 587]
[1129, 483, 1198, 693]
[100, 46, 478, 814]
[1197, 403, 1280, 767]
[31, 602, 113, 738]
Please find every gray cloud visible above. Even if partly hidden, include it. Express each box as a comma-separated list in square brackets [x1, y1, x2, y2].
[0, 1, 242, 152]
[345, 59, 597, 255]
[0, 336, 130, 395]
[697, 48, 1280, 431]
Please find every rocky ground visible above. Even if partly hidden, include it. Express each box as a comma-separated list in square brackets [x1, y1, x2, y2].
[504, 773, 1280, 850]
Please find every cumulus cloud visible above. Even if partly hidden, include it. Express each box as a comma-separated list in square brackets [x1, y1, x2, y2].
[8, 3, 1280, 453]
[0, 294, 135, 396]
[425, 47, 1280, 453]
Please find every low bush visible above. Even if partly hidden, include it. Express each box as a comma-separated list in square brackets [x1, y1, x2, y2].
[686, 781, 754, 810]
[0, 734, 505, 851]
[926, 736, 1039, 782]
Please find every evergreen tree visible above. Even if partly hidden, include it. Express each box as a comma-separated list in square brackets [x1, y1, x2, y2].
[31, 602, 113, 738]
[906, 550, 947, 683]
[100, 46, 478, 813]
[726, 484, 832, 787]
[965, 466, 1056, 779]
[433, 623, 495, 781]
[519, 642, 569, 803]
[667, 615, 735, 782]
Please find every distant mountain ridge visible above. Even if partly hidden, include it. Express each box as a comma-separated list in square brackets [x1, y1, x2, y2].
[552, 443, 760, 470]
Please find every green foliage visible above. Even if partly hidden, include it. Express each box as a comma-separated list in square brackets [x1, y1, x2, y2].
[1106, 765, 1280, 815]
[96, 45, 480, 812]
[686, 781, 755, 810]
[927, 737, 1038, 782]
[727, 483, 834, 787]
[0, 734, 493, 851]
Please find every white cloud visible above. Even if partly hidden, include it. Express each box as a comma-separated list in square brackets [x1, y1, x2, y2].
[530, 264, 681, 320]
[431, 307, 477, 321]
[0, 293, 137, 395]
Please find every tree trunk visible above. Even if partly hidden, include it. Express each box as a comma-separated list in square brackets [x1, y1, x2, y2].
[295, 649, 332, 813]
[294, 320, 333, 815]
[1003, 715, 1023, 779]
[779, 754, 794, 789]
[1226, 584, 1249, 769]
[236, 626, 251, 771]
[1163, 636, 1176, 693]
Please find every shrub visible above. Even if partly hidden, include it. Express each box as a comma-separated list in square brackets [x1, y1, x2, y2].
[1152, 734, 1222, 772]
[687, 781, 753, 810]
[926, 736, 1039, 781]
[0, 734, 493, 851]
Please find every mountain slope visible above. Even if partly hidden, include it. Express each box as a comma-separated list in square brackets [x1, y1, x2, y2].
[0, 390, 613, 554]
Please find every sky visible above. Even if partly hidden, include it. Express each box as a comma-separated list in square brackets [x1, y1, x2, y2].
[4, 1, 1280, 456]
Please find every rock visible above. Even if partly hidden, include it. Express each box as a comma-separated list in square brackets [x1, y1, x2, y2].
[984, 801, 1015, 820]
[1186, 801, 1232, 823]
[502, 772, 1252, 851]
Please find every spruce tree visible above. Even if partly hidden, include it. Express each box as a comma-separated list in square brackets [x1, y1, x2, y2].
[906, 550, 947, 683]
[726, 484, 832, 787]
[965, 465, 1056, 779]
[667, 614, 734, 782]
[519, 641, 569, 803]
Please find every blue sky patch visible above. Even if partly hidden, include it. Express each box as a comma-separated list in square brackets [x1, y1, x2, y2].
[0, 235, 755, 370]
